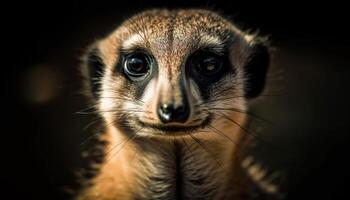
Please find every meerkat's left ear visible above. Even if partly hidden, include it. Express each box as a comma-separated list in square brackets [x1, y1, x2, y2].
[81, 44, 105, 100]
[242, 37, 270, 99]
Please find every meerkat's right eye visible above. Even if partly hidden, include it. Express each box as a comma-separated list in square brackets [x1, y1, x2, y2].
[124, 52, 151, 79]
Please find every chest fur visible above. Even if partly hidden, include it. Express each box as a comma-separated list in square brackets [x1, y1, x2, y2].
[78, 138, 235, 200]
[130, 140, 231, 200]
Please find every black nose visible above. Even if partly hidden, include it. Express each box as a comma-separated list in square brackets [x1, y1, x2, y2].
[157, 103, 189, 123]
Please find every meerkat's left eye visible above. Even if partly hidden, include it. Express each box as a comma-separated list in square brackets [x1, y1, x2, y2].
[124, 52, 151, 79]
[190, 51, 224, 76]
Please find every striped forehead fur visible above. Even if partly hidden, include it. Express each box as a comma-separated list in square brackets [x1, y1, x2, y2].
[122, 32, 226, 53]
[117, 9, 253, 54]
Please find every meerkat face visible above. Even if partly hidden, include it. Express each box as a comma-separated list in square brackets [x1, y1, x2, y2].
[83, 9, 269, 137]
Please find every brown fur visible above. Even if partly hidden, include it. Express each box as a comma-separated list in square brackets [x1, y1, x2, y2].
[77, 9, 282, 200]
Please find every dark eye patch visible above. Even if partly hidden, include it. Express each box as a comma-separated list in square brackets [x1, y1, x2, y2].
[115, 48, 158, 99]
[193, 53, 223, 76]
[186, 49, 234, 100]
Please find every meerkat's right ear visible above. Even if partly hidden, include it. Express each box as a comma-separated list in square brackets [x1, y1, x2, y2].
[83, 45, 105, 99]
[242, 37, 270, 99]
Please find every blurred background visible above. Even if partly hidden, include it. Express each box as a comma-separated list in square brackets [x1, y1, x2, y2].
[4, 1, 350, 199]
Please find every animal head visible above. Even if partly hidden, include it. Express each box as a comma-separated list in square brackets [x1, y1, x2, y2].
[82, 9, 269, 137]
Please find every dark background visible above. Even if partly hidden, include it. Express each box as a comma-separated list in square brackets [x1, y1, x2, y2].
[4, 1, 350, 199]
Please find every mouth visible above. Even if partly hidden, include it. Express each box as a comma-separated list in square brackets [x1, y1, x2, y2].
[135, 115, 212, 134]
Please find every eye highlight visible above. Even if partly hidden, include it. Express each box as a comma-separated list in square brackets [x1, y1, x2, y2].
[196, 56, 223, 75]
[124, 52, 151, 79]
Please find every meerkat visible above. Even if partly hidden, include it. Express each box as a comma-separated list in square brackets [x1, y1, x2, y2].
[76, 9, 282, 200]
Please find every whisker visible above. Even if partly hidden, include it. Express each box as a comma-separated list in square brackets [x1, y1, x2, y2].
[205, 107, 272, 124]
[75, 104, 99, 115]
[196, 93, 286, 106]
[80, 131, 101, 148]
[106, 134, 137, 162]
[98, 96, 144, 104]
[116, 112, 134, 120]
[189, 134, 224, 171]
[77, 109, 149, 115]
[105, 109, 150, 114]
[196, 95, 245, 106]
[103, 111, 136, 130]
[217, 113, 283, 150]
[207, 125, 249, 156]
[181, 136, 195, 159]
[83, 116, 102, 132]
[214, 113, 260, 141]
[105, 128, 143, 161]
[104, 138, 128, 157]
